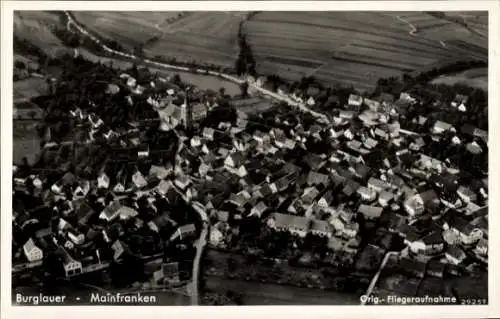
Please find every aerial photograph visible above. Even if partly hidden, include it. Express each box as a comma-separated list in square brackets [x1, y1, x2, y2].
[12, 10, 488, 306]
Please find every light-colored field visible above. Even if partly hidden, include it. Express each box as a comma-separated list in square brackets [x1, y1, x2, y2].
[431, 67, 488, 91]
[245, 11, 488, 91]
[73, 11, 246, 68]
[14, 11, 68, 57]
[14, 77, 48, 101]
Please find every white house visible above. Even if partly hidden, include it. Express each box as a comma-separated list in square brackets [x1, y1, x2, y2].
[62, 250, 83, 277]
[348, 94, 363, 107]
[132, 171, 148, 189]
[68, 231, 85, 246]
[97, 173, 110, 189]
[23, 238, 43, 262]
[404, 194, 425, 217]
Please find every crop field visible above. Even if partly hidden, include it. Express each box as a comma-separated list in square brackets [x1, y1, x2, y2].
[14, 11, 68, 57]
[244, 11, 488, 92]
[73, 11, 247, 68]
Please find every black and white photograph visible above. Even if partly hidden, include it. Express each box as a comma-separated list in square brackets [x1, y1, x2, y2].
[2, 1, 498, 316]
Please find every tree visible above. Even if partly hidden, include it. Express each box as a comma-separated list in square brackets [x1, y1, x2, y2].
[239, 82, 249, 98]
[15, 61, 26, 70]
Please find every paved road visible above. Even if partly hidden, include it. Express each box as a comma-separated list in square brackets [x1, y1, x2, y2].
[64, 11, 329, 124]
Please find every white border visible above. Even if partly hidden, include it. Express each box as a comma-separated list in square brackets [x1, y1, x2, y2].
[2, 1, 499, 319]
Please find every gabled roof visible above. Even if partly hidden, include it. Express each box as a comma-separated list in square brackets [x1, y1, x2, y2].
[307, 171, 330, 186]
[358, 204, 383, 219]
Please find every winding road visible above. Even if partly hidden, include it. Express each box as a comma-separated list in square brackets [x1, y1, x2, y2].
[64, 11, 330, 125]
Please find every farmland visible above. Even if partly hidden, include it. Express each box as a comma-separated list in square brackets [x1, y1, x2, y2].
[244, 11, 488, 92]
[73, 11, 247, 68]
[14, 11, 488, 93]
[14, 11, 69, 57]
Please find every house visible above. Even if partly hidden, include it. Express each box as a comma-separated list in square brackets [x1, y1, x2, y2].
[339, 110, 355, 120]
[60, 248, 83, 277]
[456, 223, 483, 245]
[97, 172, 110, 189]
[348, 94, 363, 107]
[427, 260, 446, 278]
[445, 245, 467, 265]
[156, 180, 173, 196]
[412, 231, 445, 255]
[202, 127, 216, 141]
[132, 171, 148, 189]
[340, 222, 360, 239]
[364, 98, 381, 111]
[68, 230, 85, 246]
[170, 224, 197, 241]
[76, 202, 95, 225]
[23, 238, 43, 262]
[99, 201, 122, 222]
[367, 177, 387, 193]
[149, 165, 171, 180]
[117, 206, 139, 220]
[451, 94, 468, 109]
[358, 204, 383, 220]
[174, 175, 192, 191]
[357, 186, 377, 202]
[404, 194, 425, 217]
[433, 120, 454, 134]
[224, 151, 245, 168]
[209, 227, 225, 247]
[253, 131, 270, 145]
[249, 201, 268, 218]
[307, 96, 315, 106]
[474, 238, 488, 257]
[111, 240, 130, 261]
[267, 213, 310, 238]
[317, 190, 334, 207]
[148, 213, 176, 233]
[387, 213, 406, 233]
[378, 190, 395, 207]
[301, 187, 320, 205]
[307, 171, 330, 187]
[363, 137, 378, 150]
[373, 127, 389, 141]
[137, 143, 150, 157]
[457, 186, 477, 204]
[310, 220, 333, 237]
[342, 179, 361, 197]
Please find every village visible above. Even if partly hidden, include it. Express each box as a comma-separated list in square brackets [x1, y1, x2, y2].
[12, 52, 488, 303]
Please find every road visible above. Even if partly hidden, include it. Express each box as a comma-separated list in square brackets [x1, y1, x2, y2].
[190, 202, 209, 305]
[64, 11, 329, 124]
[361, 250, 400, 305]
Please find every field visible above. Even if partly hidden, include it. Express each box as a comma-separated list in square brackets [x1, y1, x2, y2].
[14, 77, 48, 101]
[431, 67, 488, 91]
[16, 11, 488, 93]
[244, 11, 488, 92]
[73, 11, 247, 68]
[14, 11, 69, 57]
